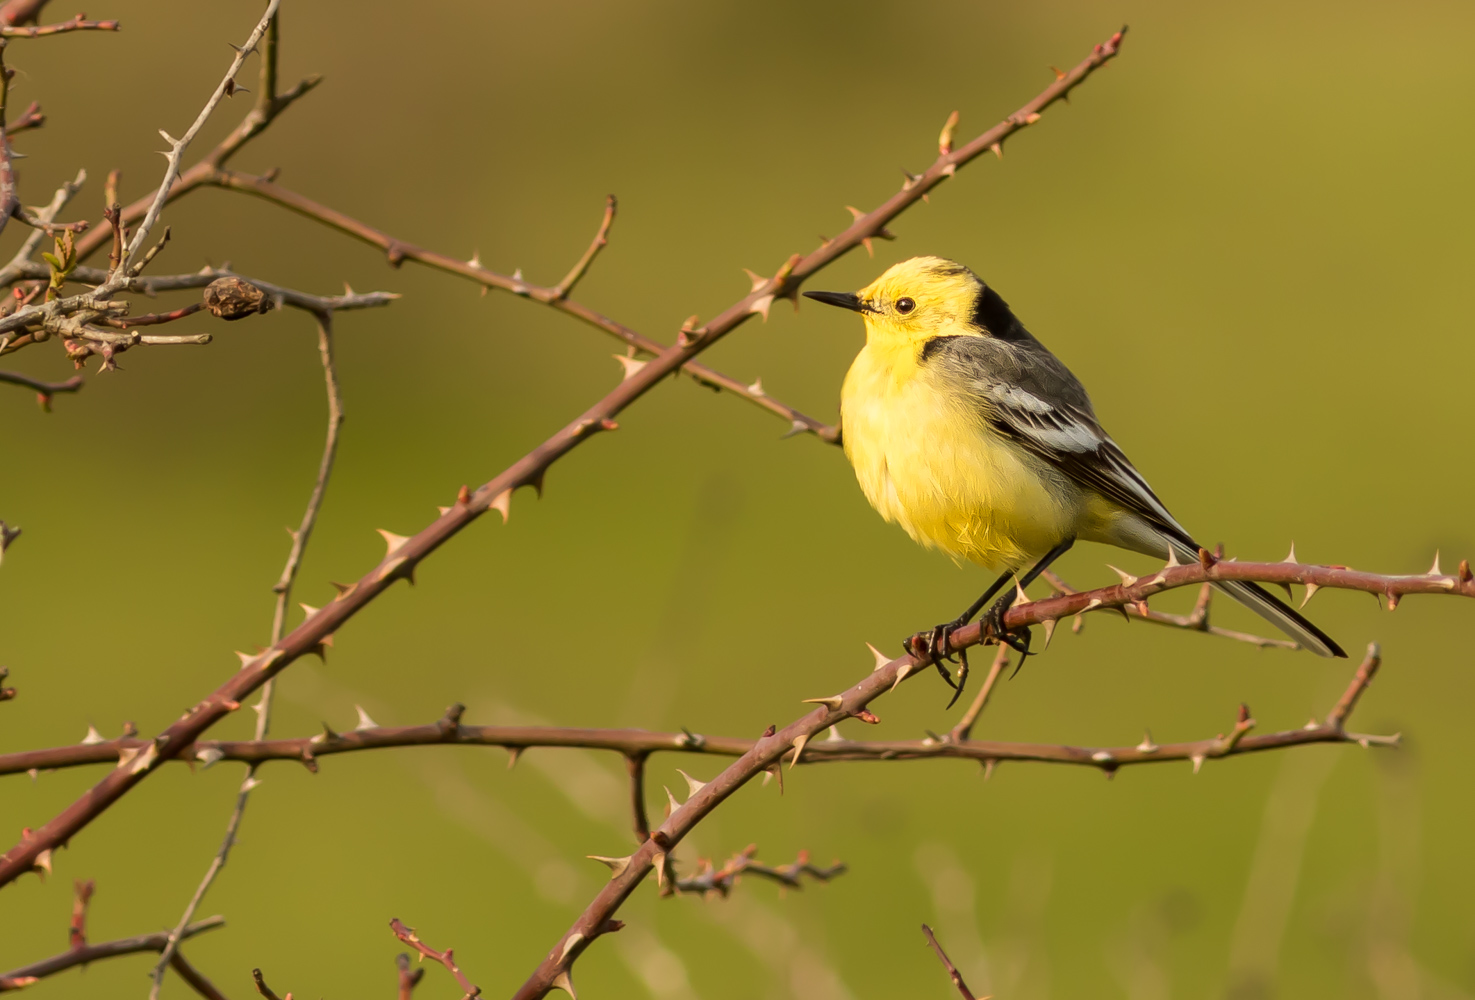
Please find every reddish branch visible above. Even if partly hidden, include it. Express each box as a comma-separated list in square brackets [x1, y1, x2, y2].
[101, 301, 201, 327]
[665, 846, 846, 897]
[389, 919, 480, 999]
[0, 916, 223, 991]
[68, 878, 93, 949]
[1042, 571, 1296, 649]
[0, 0, 43, 27]
[205, 170, 838, 441]
[0, 25, 1134, 888]
[396, 954, 425, 1000]
[169, 953, 231, 1000]
[0, 367, 81, 396]
[505, 613, 1404, 995]
[0, 627, 1398, 784]
[0, 14, 119, 37]
[921, 925, 978, 1000]
[7, 99, 41, 133]
[18, 3, 829, 440]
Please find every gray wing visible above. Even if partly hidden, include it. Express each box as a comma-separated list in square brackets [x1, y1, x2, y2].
[927, 334, 1193, 548]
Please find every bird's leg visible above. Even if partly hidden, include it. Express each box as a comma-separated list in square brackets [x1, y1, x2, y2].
[980, 537, 1076, 662]
[904, 569, 1014, 682]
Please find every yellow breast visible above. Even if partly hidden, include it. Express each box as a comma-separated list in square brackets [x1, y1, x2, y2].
[840, 339, 1079, 571]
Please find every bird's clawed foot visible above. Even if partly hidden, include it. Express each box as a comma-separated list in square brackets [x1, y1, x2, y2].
[982, 597, 1032, 661]
[903, 621, 971, 709]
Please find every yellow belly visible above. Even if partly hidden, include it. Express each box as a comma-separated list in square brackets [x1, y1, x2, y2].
[840, 343, 1081, 571]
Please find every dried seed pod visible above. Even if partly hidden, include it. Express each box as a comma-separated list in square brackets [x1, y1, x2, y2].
[203, 276, 272, 320]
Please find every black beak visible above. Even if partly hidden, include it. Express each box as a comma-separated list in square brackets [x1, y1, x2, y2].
[803, 290, 871, 313]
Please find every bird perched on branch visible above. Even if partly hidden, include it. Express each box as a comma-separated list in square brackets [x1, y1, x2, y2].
[805, 256, 1344, 699]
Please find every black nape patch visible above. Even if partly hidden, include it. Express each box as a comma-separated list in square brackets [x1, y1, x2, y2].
[971, 286, 1027, 340]
[919, 335, 961, 361]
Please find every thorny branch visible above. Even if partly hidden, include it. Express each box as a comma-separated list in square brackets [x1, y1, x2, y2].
[68, 0, 322, 265]
[0, 640, 1399, 781]
[0, 261, 394, 364]
[21, 2, 831, 440]
[0, 12, 1459, 998]
[1040, 568, 1297, 649]
[505, 627, 1397, 1000]
[205, 169, 840, 442]
[120, 0, 280, 271]
[0, 3, 395, 379]
[0, 14, 119, 38]
[664, 846, 847, 898]
[922, 924, 980, 1000]
[389, 919, 481, 999]
[0, 25, 1137, 888]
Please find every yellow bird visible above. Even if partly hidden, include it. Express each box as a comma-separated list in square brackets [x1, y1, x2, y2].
[805, 256, 1343, 693]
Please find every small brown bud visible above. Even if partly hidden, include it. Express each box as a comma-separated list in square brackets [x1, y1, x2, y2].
[203, 276, 272, 320]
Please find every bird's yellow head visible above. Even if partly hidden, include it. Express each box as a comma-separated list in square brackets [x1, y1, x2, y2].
[805, 256, 1009, 348]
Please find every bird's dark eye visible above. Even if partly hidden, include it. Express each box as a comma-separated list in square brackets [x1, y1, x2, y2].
[895, 297, 916, 315]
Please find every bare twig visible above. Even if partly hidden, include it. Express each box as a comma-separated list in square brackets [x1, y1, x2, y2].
[1040, 569, 1296, 649]
[250, 969, 285, 1000]
[0, 39, 18, 239]
[0, 167, 84, 285]
[100, 302, 201, 327]
[921, 924, 980, 1000]
[206, 170, 838, 442]
[389, 919, 481, 999]
[168, 952, 232, 1000]
[551, 194, 616, 300]
[665, 845, 846, 897]
[625, 751, 651, 843]
[508, 635, 1387, 1000]
[396, 954, 425, 1000]
[68, 878, 94, 950]
[10, 204, 87, 232]
[148, 314, 343, 999]
[68, 5, 319, 265]
[0, 264, 394, 358]
[5, 98, 40, 132]
[0, 14, 119, 37]
[121, 0, 281, 273]
[0, 367, 81, 396]
[0, 644, 1399, 780]
[0, 917, 223, 991]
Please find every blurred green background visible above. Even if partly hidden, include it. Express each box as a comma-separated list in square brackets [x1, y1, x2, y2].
[2, 1, 1472, 998]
